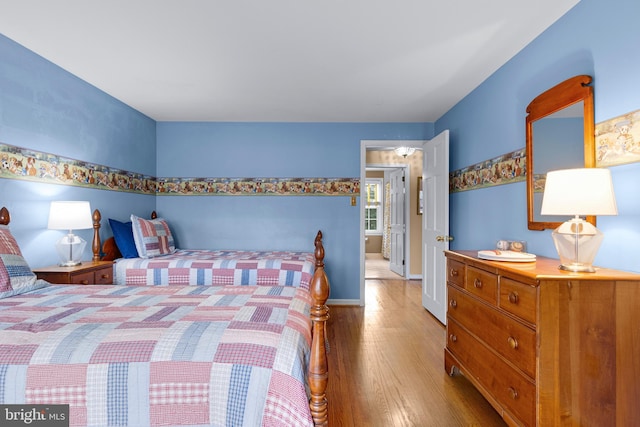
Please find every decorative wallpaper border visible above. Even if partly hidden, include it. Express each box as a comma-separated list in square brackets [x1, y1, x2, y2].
[0, 142, 156, 194]
[449, 148, 526, 193]
[450, 106, 640, 193]
[0, 142, 359, 196]
[596, 108, 640, 168]
[157, 177, 359, 195]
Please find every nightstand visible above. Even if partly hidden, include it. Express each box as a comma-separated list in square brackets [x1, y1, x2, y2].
[33, 261, 114, 285]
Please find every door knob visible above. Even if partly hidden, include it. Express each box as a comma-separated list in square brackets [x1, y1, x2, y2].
[436, 235, 454, 242]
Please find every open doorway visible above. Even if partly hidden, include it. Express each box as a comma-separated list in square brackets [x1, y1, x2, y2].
[360, 133, 450, 318]
[364, 166, 406, 280]
[361, 142, 425, 302]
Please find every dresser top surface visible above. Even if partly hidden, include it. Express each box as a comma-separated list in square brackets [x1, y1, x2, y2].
[446, 250, 640, 282]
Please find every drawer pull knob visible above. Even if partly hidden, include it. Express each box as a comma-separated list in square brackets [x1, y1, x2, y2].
[507, 336, 519, 349]
[449, 299, 457, 308]
[508, 291, 519, 304]
[101, 274, 110, 279]
[80, 280, 89, 285]
[507, 387, 518, 400]
[449, 334, 457, 343]
[450, 269, 459, 277]
[473, 278, 483, 288]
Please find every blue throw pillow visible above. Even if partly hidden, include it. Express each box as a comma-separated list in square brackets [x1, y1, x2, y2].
[108, 219, 139, 259]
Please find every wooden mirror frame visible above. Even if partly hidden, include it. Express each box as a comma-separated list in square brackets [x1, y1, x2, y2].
[526, 75, 595, 231]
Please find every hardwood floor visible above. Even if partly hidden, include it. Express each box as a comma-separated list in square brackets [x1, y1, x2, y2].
[325, 278, 506, 427]
[365, 253, 403, 280]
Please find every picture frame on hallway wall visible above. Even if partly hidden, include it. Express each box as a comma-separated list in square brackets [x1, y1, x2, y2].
[417, 177, 423, 215]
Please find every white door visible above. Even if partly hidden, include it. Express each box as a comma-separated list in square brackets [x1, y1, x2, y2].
[389, 168, 405, 276]
[422, 130, 450, 324]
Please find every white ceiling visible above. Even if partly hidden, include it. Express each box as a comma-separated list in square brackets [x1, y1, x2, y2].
[0, 0, 579, 122]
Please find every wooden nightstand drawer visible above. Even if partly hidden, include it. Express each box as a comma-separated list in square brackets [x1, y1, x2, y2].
[34, 261, 114, 285]
[70, 271, 94, 285]
[466, 265, 498, 305]
[94, 268, 112, 284]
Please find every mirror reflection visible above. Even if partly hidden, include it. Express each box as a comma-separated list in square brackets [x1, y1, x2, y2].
[531, 101, 585, 223]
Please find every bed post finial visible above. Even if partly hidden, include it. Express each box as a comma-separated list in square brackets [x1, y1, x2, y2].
[314, 231, 324, 269]
[309, 229, 329, 426]
[0, 207, 9, 226]
[92, 209, 101, 262]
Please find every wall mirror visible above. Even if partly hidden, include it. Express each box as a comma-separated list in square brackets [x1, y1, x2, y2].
[526, 75, 595, 230]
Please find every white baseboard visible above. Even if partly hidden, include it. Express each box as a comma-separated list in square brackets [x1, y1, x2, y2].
[327, 298, 362, 306]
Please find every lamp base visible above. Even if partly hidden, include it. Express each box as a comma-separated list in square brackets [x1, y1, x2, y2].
[558, 263, 596, 273]
[55, 233, 86, 267]
[551, 217, 603, 274]
[58, 260, 82, 267]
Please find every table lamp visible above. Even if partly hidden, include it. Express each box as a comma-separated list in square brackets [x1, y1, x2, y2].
[540, 168, 617, 272]
[47, 201, 93, 266]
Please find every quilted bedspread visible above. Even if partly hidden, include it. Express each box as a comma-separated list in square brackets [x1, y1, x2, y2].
[114, 249, 315, 289]
[0, 283, 314, 427]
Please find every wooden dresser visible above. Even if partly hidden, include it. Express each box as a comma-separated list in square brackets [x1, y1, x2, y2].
[444, 250, 639, 427]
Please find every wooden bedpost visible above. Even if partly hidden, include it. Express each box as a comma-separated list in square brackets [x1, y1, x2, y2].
[309, 230, 330, 426]
[92, 209, 102, 262]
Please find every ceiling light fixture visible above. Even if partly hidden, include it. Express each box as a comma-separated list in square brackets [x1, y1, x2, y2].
[394, 147, 416, 158]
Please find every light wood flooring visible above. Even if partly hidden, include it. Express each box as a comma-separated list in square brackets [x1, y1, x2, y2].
[365, 252, 404, 280]
[325, 277, 506, 426]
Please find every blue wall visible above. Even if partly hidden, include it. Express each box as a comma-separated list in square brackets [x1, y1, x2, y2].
[0, 34, 157, 267]
[156, 122, 431, 300]
[437, 0, 640, 272]
[1, 0, 639, 299]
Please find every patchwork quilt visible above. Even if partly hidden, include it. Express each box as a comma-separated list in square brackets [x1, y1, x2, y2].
[114, 249, 316, 289]
[0, 283, 314, 427]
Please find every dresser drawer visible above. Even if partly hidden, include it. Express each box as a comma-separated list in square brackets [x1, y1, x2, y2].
[499, 277, 537, 325]
[466, 265, 498, 305]
[447, 259, 465, 288]
[448, 286, 536, 379]
[447, 319, 535, 426]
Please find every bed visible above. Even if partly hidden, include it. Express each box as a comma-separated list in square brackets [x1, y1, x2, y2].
[95, 212, 317, 290]
[0, 206, 330, 427]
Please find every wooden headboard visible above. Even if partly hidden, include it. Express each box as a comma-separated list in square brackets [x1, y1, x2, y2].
[94, 210, 157, 261]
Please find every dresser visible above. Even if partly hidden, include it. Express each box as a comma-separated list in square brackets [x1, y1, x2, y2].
[444, 250, 640, 427]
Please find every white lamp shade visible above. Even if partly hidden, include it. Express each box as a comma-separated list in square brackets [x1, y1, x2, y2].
[540, 168, 617, 216]
[48, 201, 93, 230]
